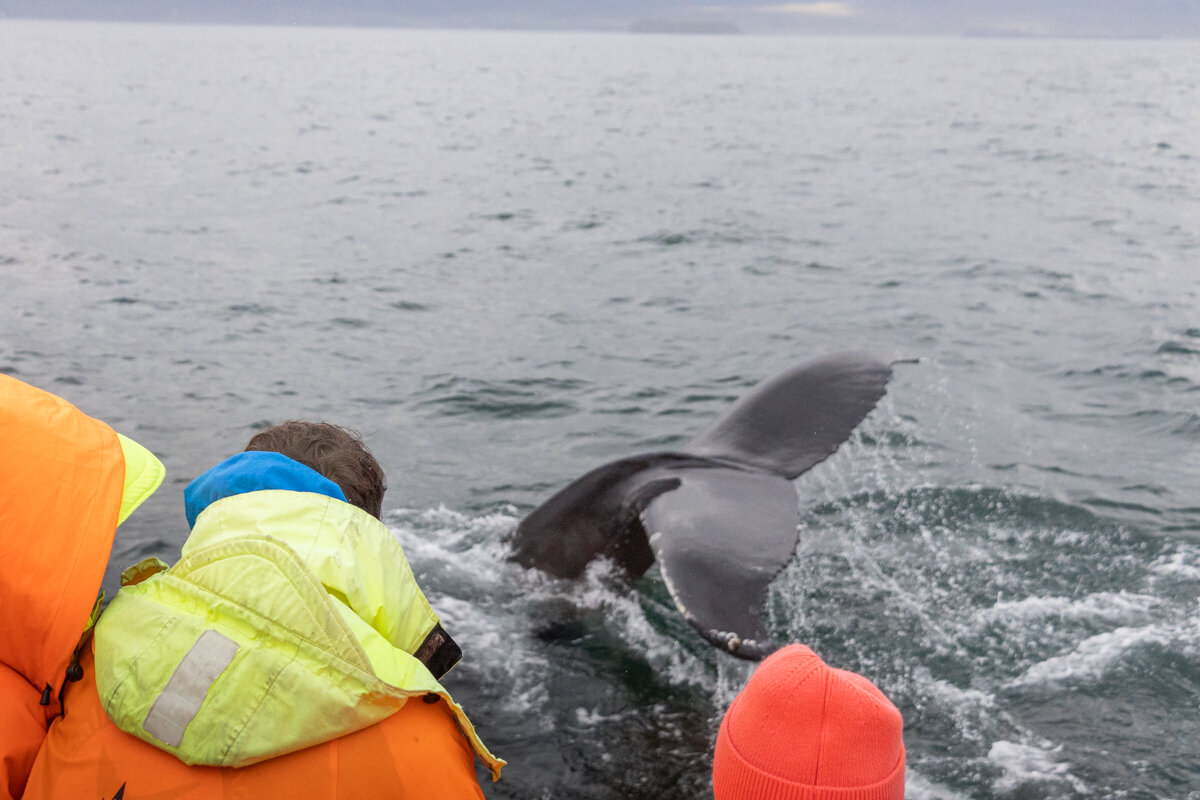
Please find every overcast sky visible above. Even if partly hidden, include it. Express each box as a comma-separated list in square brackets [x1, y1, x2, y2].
[1, 0, 1197, 37]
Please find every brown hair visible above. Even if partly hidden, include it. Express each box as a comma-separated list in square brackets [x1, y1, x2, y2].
[245, 421, 386, 519]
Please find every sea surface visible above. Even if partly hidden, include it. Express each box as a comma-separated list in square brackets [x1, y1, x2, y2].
[1, 19, 1198, 800]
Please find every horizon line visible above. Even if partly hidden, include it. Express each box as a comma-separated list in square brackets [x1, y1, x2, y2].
[1, 13, 1195, 41]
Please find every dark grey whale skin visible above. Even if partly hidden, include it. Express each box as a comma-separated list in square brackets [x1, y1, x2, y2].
[509, 353, 894, 660]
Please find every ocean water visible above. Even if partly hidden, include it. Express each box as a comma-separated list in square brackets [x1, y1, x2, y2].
[1, 19, 1198, 799]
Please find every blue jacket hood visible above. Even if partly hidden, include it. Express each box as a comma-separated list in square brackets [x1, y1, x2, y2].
[184, 451, 346, 528]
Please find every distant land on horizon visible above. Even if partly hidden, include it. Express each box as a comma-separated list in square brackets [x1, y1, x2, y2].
[0, 0, 1197, 38]
[629, 19, 742, 35]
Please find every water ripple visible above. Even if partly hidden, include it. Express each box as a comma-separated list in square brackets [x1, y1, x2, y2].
[414, 375, 583, 419]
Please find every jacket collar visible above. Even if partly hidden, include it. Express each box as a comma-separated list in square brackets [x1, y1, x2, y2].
[184, 451, 346, 528]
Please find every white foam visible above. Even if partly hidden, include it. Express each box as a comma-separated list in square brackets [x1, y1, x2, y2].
[987, 740, 1089, 795]
[975, 591, 1161, 625]
[924, 675, 996, 712]
[388, 503, 519, 547]
[386, 505, 518, 588]
[904, 769, 973, 800]
[501, 683, 555, 721]
[574, 706, 630, 727]
[712, 654, 755, 711]
[571, 561, 715, 691]
[386, 502, 724, 726]
[1006, 595, 1200, 688]
[382, 506, 566, 722]
[908, 667, 998, 744]
[1150, 547, 1200, 581]
[1008, 624, 1161, 687]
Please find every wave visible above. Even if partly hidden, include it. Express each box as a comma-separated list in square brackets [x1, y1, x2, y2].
[411, 376, 586, 420]
[382, 468, 1200, 799]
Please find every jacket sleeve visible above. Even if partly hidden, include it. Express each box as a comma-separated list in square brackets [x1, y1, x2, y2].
[0, 664, 48, 800]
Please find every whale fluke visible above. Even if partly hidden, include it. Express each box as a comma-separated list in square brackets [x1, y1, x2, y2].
[641, 465, 799, 659]
[509, 352, 894, 660]
[686, 353, 894, 479]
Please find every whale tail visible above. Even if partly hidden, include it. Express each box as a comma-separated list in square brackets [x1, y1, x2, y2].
[685, 352, 894, 477]
[511, 353, 896, 660]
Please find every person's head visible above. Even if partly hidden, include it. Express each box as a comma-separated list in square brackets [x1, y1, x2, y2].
[712, 644, 905, 800]
[244, 421, 386, 519]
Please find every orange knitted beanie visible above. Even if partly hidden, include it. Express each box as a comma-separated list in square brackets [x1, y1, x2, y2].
[713, 644, 905, 800]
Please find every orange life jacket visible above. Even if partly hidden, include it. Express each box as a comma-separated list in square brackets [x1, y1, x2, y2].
[3, 377, 495, 798]
[0, 376, 126, 800]
[22, 643, 486, 800]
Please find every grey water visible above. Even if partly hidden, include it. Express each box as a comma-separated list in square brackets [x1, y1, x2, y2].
[2, 19, 1198, 800]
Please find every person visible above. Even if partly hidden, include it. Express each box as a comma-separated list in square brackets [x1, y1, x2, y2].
[712, 643, 905, 800]
[3, 378, 502, 798]
[1, 375, 166, 800]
